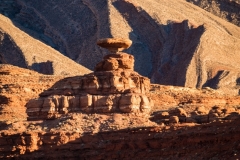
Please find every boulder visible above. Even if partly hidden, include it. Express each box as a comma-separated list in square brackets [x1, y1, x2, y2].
[159, 112, 170, 119]
[195, 106, 208, 115]
[169, 116, 179, 124]
[140, 95, 152, 113]
[169, 107, 187, 117]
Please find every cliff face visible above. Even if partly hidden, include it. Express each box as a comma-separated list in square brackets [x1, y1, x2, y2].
[0, 0, 240, 94]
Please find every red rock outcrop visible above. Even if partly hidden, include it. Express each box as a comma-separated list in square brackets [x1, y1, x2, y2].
[26, 39, 153, 120]
[2, 64, 240, 159]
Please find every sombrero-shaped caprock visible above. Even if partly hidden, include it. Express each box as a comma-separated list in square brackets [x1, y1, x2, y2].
[97, 38, 132, 53]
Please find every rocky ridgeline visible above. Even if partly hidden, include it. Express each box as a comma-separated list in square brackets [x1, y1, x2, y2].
[26, 38, 153, 120]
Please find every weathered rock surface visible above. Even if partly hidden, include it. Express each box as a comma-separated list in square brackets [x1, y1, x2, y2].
[0, 0, 240, 94]
[150, 85, 240, 124]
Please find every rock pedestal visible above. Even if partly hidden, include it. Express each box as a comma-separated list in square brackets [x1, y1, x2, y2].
[26, 38, 154, 120]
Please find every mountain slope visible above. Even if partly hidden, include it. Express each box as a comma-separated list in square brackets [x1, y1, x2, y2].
[0, 15, 91, 76]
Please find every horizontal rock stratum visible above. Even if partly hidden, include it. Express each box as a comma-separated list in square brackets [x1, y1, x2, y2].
[0, 0, 240, 94]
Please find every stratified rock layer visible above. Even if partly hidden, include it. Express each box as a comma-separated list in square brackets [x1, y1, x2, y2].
[26, 51, 153, 120]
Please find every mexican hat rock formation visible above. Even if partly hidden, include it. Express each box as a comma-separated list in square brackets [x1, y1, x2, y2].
[26, 38, 154, 120]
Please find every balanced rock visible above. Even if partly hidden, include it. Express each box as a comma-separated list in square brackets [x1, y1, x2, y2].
[26, 38, 154, 120]
[97, 38, 132, 53]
